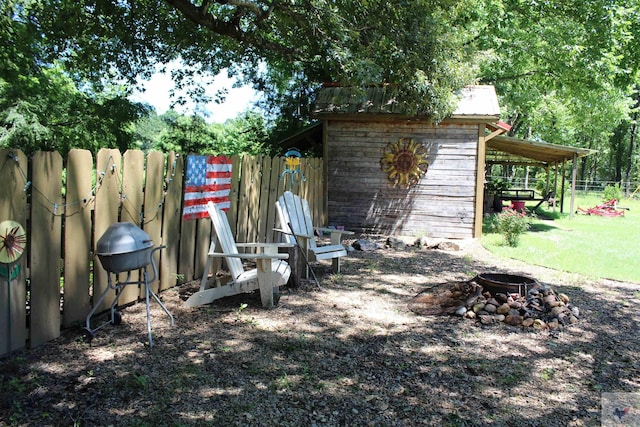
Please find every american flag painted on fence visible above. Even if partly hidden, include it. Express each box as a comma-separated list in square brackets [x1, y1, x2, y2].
[182, 155, 233, 220]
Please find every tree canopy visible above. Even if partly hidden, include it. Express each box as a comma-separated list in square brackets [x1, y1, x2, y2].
[14, 0, 485, 117]
[2, 0, 640, 187]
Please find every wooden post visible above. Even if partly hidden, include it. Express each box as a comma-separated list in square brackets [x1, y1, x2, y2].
[570, 154, 578, 218]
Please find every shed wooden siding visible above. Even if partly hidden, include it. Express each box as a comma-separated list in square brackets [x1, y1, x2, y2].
[325, 121, 480, 239]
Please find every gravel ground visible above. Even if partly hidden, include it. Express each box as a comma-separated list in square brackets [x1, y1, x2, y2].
[1, 236, 639, 426]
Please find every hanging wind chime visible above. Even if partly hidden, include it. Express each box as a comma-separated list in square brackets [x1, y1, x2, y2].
[280, 148, 306, 191]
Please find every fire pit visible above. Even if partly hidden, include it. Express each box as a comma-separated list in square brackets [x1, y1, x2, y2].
[408, 273, 581, 330]
[475, 273, 538, 297]
[84, 222, 174, 348]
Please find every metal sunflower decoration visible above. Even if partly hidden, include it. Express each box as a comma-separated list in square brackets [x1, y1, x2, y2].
[0, 220, 27, 265]
[380, 138, 429, 187]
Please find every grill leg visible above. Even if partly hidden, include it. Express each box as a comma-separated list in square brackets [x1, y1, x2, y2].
[85, 275, 116, 333]
[143, 268, 175, 349]
[144, 270, 153, 348]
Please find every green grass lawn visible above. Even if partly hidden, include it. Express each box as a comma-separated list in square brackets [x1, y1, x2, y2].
[481, 193, 640, 283]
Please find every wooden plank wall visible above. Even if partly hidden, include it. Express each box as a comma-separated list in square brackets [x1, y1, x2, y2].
[0, 149, 323, 352]
[231, 155, 324, 245]
[325, 120, 480, 239]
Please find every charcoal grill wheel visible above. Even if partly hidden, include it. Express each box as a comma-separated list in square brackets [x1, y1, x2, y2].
[81, 328, 94, 343]
[112, 311, 122, 325]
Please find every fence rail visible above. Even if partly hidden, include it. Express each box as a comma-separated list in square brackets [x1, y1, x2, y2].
[0, 148, 323, 355]
[487, 175, 640, 195]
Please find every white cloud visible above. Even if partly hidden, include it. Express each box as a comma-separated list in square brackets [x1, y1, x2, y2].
[130, 66, 257, 123]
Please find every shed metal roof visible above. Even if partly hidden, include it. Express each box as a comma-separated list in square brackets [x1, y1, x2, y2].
[450, 85, 500, 119]
[309, 83, 594, 165]
[312, 84, 500, 121]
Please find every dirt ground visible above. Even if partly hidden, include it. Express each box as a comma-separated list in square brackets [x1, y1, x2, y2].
[1, 236, 639, 427]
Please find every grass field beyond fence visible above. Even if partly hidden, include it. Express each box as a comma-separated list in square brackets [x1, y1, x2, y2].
[482, 193, 640, 283]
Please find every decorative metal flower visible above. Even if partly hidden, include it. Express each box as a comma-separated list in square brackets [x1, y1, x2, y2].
[0, 220, 27, 264]
[380, 138, 429, 187]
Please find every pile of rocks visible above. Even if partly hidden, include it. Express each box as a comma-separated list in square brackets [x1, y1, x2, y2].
[408, 279, 580, 330]
[453, 279, 580, 329]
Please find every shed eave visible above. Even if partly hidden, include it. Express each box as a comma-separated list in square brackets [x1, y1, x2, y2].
[314, 113, 500, 124]
[447, 114, 501, 122]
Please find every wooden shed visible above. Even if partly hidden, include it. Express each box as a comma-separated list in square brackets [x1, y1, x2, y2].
[312, 84, 592, 239]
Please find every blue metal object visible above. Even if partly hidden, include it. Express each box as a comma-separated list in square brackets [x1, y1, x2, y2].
[280, 148, 306, 190]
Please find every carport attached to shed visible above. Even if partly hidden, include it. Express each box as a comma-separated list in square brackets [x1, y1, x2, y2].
[484, 133, 595, 216]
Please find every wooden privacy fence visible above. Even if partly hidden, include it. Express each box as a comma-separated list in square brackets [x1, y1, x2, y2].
[0, 148, 324, 355]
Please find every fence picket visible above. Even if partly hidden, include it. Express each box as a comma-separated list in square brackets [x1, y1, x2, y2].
[143, 151, 165, 295]
[194, 218, 211, 280]
[236, 155, 253, 244]
[120, 149, 145, 304]
[228, 154, 242, 237]
[159, 152, 183, 290]
[93, 149, 122, 313]
[0, 149, 28, 355]
[29, 151, 63, 347]
[257, 156, 273, 243]
[63, 149, 93, 328]
[250, 156, 264, 243]
[266, 156, 282, 243]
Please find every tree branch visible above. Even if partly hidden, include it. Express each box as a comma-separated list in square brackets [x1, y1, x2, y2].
[163, 0, 293, 55]
[480, 71, 537, 84]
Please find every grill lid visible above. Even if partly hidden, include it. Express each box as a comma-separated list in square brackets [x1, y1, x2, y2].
[96, 222, 153, 256]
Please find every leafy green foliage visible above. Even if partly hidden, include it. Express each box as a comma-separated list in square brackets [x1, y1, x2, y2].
[2, 0, 640, 180]
[140, 110, 269, 155]
[491, 208, 531, 247]
[15, 0, 486, 121]
[476, 0, 640, 186]
[603, 183, 622, 201]
[0, 1, 149, 156]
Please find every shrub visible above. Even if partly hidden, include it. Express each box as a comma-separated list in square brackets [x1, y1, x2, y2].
[603, 183, 622, 202]
[493, 208, 530, 247]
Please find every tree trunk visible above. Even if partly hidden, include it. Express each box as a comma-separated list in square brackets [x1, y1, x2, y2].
[579, 136, 591, 190]
[624, 90, 640, 195]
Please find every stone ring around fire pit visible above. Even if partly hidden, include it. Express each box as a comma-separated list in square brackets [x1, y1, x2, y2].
[408, 273, 580, 330]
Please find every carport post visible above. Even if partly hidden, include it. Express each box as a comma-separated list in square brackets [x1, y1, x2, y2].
[570, 153, 578, 218]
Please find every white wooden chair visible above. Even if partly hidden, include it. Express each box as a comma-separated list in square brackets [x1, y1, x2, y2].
[275, 191, 353, 278]
[185, 201, 292, 308]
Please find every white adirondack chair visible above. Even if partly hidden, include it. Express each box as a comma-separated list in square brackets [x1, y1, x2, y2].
[185, 201, 292, 308]
[275, 191, 353, 278]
